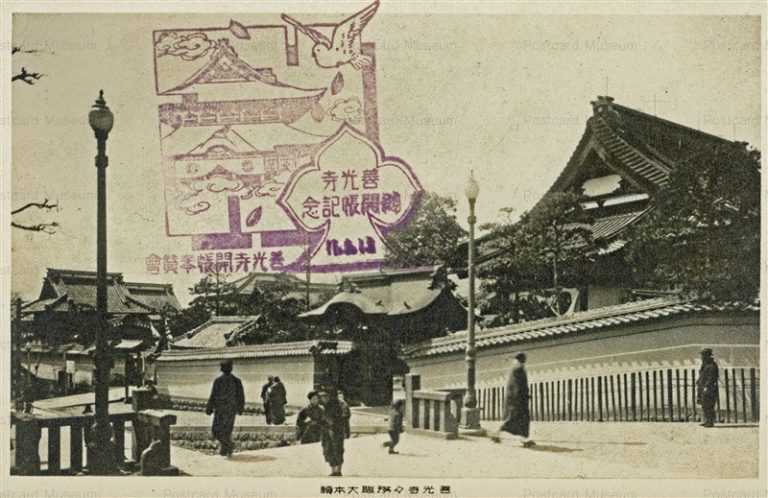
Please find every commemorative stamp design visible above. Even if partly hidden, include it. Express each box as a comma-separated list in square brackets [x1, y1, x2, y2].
[153, 1, 421, 272]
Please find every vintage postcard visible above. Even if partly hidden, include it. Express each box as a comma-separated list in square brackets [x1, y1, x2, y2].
[2, 1, 766, 497]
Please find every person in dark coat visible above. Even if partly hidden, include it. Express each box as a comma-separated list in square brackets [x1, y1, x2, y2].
[268, 376, 288, 425]
[494, 352, 534, 447]
[384, 399, 405, 454]
[296, 390, 325, 444]
[338, 389, 352, 439]
[697, 348, 719, 427]
[260, 376, 274, 425]
[320, 387, 347, 476]
[205, 359, 245, 457]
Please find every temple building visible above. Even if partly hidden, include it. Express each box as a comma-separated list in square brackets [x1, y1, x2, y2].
[404, 97, 760, 420]
[299, 265, 468, 405]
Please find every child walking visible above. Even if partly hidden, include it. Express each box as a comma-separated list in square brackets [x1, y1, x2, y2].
[385, 399, 405, 454]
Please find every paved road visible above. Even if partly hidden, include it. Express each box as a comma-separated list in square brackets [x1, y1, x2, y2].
[171, 422, 759, 478]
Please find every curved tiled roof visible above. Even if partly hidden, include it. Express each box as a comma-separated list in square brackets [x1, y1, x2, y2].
[403, 298, 758, 359]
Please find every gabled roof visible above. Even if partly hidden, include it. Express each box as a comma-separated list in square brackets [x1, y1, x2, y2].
[463, 96, 742, 268]
[171, 315, 264, 349]
[403, 298, 759, 359]
[23, 268, 180, 316]
[546, 96, 737, 196]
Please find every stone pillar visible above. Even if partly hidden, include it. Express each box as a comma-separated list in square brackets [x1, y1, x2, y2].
[13, 415, 41, 475]
[404, 373, 420, 428]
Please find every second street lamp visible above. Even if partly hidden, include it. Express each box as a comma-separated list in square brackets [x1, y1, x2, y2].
[461, 170, 483, 432]
[88, 90, 117, 474]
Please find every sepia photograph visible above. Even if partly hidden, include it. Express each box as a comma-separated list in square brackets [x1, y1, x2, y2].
[2, 1, 765, 497]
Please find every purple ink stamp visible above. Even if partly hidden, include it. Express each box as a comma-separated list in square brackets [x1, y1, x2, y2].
[153, 1, 417, 273]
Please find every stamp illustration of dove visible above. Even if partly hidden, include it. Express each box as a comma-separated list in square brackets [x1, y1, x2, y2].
[281, 0, 379, 70]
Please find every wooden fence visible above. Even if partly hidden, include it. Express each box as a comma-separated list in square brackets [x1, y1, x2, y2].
[479, 367, 760, 423]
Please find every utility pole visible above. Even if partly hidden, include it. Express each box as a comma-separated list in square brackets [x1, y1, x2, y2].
[305, 231, 311, 309]
[12, 297, 23, 411]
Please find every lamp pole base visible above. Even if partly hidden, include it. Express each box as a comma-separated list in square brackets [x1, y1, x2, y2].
[459, 407, 485, 436]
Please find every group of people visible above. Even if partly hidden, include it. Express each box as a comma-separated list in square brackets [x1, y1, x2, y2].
[206, 349, 721, 468]
[493, 348, 722, 446]
[260, 375, 288, 425]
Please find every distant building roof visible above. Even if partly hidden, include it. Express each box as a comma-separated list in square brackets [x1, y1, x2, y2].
[229, 272, 336, 306]
[157, 339, 355, 362]
[299, 266, 458, 320]
[22, 268, 181, 317]
[403, 298, 759, 359]
[171, 315, 265, 349]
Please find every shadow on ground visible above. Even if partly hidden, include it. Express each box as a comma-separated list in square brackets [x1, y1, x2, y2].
[228, 454, 277, 463]
[527, 444, 583, 454]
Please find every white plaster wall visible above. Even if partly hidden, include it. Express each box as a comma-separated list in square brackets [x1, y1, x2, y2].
[408, 315, 760, 390]
[155, 355, 317, 407]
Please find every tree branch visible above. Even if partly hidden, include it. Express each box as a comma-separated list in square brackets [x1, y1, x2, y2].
[12, 67, 44, 85]
[11, 221, 59, 234]
[12, 199, 58, 215]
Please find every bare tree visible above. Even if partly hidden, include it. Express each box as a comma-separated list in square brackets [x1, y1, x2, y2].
[11, 45, 57, 233]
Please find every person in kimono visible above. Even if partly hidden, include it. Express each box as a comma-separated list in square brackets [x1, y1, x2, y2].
[384, 399, 405, 454]
[494, 352, 535, 447]
[205, 359, 245, 457]
[296, 390, 325, 444]
[268, 376, 288, 425]
[320, 387, 347, 476]
[260, 376, 274, 425]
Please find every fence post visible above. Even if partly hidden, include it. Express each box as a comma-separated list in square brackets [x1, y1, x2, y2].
[724, 369, 732, 423]
[683, 370, 689, 421]
[666, 369, 674, 421]
[691, 369, 698, 422]
[740, 368, 747, 424]
[137, 410, 178, 476]
[597, 377, 603, 422]
[13, 415, 41, 475]
[750, 368, 758, 423]
[404, 373, 421, 428]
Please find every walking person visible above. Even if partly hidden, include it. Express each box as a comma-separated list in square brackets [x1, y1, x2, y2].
[697, 348, 719, 428]
[260, 376, 274, 425]
[269, 376, 288, 425]
[384, 399, 405, 454]
[320, 387, 347, 476]
[296, 390, 325, 444]
[205, 359, 245, 458]
[493, 352, 535, 447]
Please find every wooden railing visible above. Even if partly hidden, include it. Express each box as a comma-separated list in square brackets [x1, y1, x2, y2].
[479, 367, 760, 424]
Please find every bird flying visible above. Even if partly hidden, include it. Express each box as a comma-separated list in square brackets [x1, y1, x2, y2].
[281, 1, 379, 70]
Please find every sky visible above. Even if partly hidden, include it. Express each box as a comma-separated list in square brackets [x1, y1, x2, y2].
[10, 11, 762, 306]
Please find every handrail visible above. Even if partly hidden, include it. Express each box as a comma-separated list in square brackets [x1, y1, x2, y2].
[11, 390, 178, 476]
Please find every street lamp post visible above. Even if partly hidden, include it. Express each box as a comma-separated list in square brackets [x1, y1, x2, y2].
[88, 90, 116, 474]
[461, 170, 483, 432]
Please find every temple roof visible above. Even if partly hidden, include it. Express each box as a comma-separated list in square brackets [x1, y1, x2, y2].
[171, 315, 265, 349]
[460, 96, 742, 268]
[299, 266, 460, 320]
[23, 268, 181, 317]
[403, 298, 759, 359]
